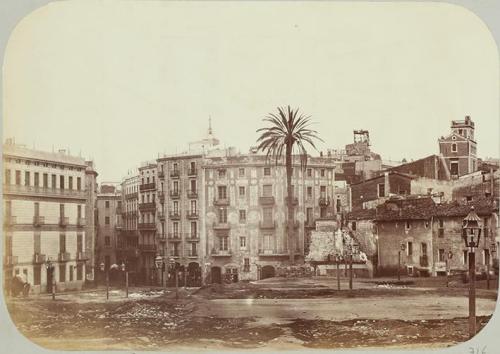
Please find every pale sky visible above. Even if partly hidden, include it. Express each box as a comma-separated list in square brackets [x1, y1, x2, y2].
[3, 1, 498, 182]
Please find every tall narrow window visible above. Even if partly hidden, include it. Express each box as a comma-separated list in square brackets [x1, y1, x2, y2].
[59, 175, 64, 189]
[191, 221, 197, 237]
[239, 186, 245, 197]
[263, 185, 272, 197]
[34, 232, 41, 254]
[77, 177, 81, 190]
[451, 143, 457, 152]
[59, 233, 66, 253]
[307, 186, 313, 198]
[77, 264, 83, 281]
[25, 171, 30, 186]
[217, 185, 227, 199]
[34, 172, 39, 187]
[43, 173, 48, 188]
[191, 200, 197, 213]
[5, 169, 11, 185]
[77, 205, 82, 219]
[34, 202, 40, 217]
[51, 174, 56, 188]
[68, 176, 73, 189]
[69, 265, 74, 281]
[239, 210, 246, 223]
[263, 207, 273, 224]
[59, 204, 65, 218]
[219, 207, 228, 223]
[59, 264, 66, 282]
[77, 233, 83, 253]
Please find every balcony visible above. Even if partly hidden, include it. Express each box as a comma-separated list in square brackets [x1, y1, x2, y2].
[170, 190, 181, 199]
[168, 233, 182, 241]
[420, 255, 429, 267]
[33, 253, 46, 264]
[125, 192, 138, 200]
[186, 211, 199, 219]
[157, 233, 167, 242]
[138, 244, 157, 253]
[187, 190, 198, 198]
[138, 202, 156, 212]
[115, 223, 123, 230]
[158, 211, 166, 221]
[259, 196, 275, 205]
[319, 196, 331, 207]
[77, 217, 86, 227]
[138, 223, 156, 230]
[158, 170, 165, 179]
[285, 196, 299, 206]
[258, 249, 300, 256]
[186, 233, 200, 241]
[305, 220, 316, 229]
[58, 252, 70, 262]
[187, 250, 199, 258]
[211, 249, 232, 257]
[169, 211, 181, 220]
[158, 191, 165, 203]
[170, 251, 181, 258]
[259, 220, 276, 229]
[3, 215, 16, 227]
[187, 168, 197, 176]
[213, 198, 230, 206]
[139, 183, 156, 192]
[3, 184, 86, 201]
[33, 216, 45, 227]
[59, 217, 69, 227]
[76, 251, 89, 261]
[4, 255, 18, 266]
[170, 170, 180, 178]
[213, 221, 230, 230]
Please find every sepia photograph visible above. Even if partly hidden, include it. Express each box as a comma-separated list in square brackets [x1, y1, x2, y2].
[1, 0, 499, 352]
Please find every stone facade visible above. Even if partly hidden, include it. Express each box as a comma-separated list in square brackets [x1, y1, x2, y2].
[3, 141, 94, 294]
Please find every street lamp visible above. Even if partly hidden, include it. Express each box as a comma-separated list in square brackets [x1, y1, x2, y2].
[446, 251, 453, 287]
[336, 254, 342, 290]
[155, 255, 163, 288]
[398, 243, 406, 281]
[121, 262, 128, 298]
[462, 206, 482, 339]
[100, 262, 109, 300]
[169, 257, 179, 300]
[45, 259, 55, 300]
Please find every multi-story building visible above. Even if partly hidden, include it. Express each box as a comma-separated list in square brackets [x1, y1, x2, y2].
[95, 184, 122, 276]
[137, 163, 158, 283]
[3, 139, 95, 293]
[438, 115, 478, 178]
[118, 173, 140, 281]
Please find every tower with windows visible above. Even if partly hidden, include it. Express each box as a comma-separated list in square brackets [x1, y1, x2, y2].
[438, 115, 478, 178]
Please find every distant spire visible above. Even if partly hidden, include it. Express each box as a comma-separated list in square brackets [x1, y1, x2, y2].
[208, 115, 213, 135]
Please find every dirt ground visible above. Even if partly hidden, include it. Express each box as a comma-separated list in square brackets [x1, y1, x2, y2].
[4, 276, 498, 351]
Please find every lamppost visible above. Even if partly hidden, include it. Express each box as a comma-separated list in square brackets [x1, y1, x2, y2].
[446, 251, 453, 287]
[462, 206, 482, 339]
[100, 262, 109, 300]
[169, 257, 179, 300]
[121, 262, 128, 298]
[45, 259, 55, 300]
[336, 254, 342, 290]
[155, 255, 163, 288]
[398, 243, 406, 281]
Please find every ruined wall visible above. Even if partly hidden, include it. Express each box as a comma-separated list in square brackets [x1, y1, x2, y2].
[410, 178, 454, 201]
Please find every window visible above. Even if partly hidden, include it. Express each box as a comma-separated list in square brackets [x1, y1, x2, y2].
[405, 221, 411, 230]
[105, 216, 110, 225]
[59, 264, 66, 282]
[407, 242, 413, 256]
[43, 173, 48, 188]
[34, 202, 40, 217]
[173, 201, 179, 213]
[77, 177, 81, 190]
[190, 179, 196, 192]
[244, 258, 250, 272]
[306, 208, 313, 224]
[263, 184, 272, 197]
[173, 180, 179, 193]
[239, 168, 245, 177]
[451, 143, 457, 152]
[4, 169, 11, 185]
[59, 175, 64, 189]
[307, 186, 313, 198]
[105, 236, 111, 246]
[34, 172, 39, 187]
[239, 186, 245, 197]
[484, 249, 490, 265]
[191, 200, 197, 213]
[463, 250, 468, 265]
[77, 233, 83, 253]
[438, 249, 445, 262]
[320, 169, 325, 177]
[320, 185, 326, 196]
[51, 174, 56, 188]
[421, 243, 427, 256]
[105, 201, 110, 208]
[173, 163, 178, 172]
[263, 234, 273, 250]
[240, 237, 246, 248]
[77, 264, 83, 281]
[5, 200, 12, 217]
[34, 266, 41, 285]
[466, 196, 473, 203]
[307, 168, 312, 177]
[218, 207, 228, 223]
[15, 170, 21, 185]
[218, 169, 226, 178]
[351, 221, 357, 231]
[34, 232, 41, 254]
[25, 171, 30, 186]
[68, 176, 73, 189]
[191, 242, 197, 256]
[191, 221, 197, 237]
[438, 219, 444, 237]
[450, 161, 459, 176]
[378, 183, 385, 198]
[336, 198, 341, 213]
[239, 210, 246, 223]
[217, 185, 227, 199]
[173, 222, 179, 236]
[264, 167, 271, 176]
[263, 207, 273, 224]
[219, 236, 229, 251]
[59, 233, 66, 253]
[77, 205, 82, 219]
[458, 128, 463, 136]
[59, 204, 65, 217]
[69, 265, 74, 281]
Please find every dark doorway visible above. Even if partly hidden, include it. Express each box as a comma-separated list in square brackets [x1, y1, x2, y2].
[211, 266, 222, 284]
[187, 262, 201, 287]
[261, 265, 275, 279]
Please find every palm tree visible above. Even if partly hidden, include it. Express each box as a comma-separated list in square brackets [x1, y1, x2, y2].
[256, 106, 323, 263]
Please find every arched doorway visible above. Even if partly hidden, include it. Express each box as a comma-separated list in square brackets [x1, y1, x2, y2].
[261, 265, 275, 280]
[211, 266, 222, 284]
[187, 262, 201, 287]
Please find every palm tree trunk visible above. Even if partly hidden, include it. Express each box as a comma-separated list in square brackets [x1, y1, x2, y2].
[286, 143, 294, 263]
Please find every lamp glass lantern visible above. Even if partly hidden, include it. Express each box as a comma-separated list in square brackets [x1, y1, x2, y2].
[462, 207, 482, 252]
[155, 255, 163, 269]
[99, 262, 105, 272]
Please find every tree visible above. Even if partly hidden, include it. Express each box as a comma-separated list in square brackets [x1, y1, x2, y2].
[256, 106, 323, 262]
